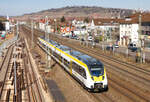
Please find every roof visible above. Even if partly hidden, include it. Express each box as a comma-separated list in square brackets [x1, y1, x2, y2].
[59, 46, 71, 51]
[77, 54, 102, 66]
[90, 12, 150, 25]
[93, 18, 124, 26]
[0, 17, 7, 22]
[120, 12, 150, 24]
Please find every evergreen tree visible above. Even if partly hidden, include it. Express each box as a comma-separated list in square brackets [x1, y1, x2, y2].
[0, 21, 5, 31]
[84, 17, 89, 23]
[61, 16, 66, 22]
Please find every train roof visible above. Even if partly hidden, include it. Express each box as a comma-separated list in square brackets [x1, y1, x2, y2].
[40, 37, 103, 66]
[77, 55, 103, 66]
[59, 46, 71, 51]
[60, 44, 103, 66]
[49, 40, 60, 47]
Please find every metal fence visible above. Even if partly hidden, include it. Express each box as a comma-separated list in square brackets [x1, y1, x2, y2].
[95, 43, 149, 63]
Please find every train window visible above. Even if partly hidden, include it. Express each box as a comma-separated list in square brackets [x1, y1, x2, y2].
[72, 62, 86, 79]
[53, 52, 56, 57]
[64, 58, 69, 67]
[79, 67, 86, 79]
[82, 69, 86, 79]
[56, 54, 60, 59]
[60, 56, 62, 61]
[53, 52, 59, 59]
[72, 62, 79, 72]
[47, 46, 49, 50]
[62, 58, 64, 63]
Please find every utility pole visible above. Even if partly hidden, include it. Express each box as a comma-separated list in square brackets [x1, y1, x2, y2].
[45, 16, 51, 71]
[45, 16, 47, 41]
[139, 13, 142, 47]
[138, 11, 144, 63]
[31, 20, 34, 49]
[17, 21, 19, 39]
[110, 28, 112, 41]
[54, 19, 57, 34]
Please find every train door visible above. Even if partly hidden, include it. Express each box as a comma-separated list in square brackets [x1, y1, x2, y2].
[59, 55, 62, 64]
[79, 67, 86, 83]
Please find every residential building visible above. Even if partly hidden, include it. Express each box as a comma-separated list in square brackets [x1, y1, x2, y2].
[120, 21, 139, 46]
[72, 18, 89, 35]
[120, 12, 150, 46]
[89, 18, 120, 41]
[39, 19, 52, 33]
[5, 15, 10, 31]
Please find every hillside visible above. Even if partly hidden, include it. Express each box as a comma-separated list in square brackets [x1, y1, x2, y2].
[15, 6, 134, 20]
[0, 16, 7, 21]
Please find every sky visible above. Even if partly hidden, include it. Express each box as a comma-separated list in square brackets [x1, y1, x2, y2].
[0, 0, 149, 16]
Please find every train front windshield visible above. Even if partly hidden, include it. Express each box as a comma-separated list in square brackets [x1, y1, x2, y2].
[90, 65, 104, 77]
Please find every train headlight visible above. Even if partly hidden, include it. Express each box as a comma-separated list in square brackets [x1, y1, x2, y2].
[102, 76, 105, 80]
[91, 77, 94, 80]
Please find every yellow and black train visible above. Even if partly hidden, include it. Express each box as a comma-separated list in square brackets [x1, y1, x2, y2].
[37, 37, 108, 91]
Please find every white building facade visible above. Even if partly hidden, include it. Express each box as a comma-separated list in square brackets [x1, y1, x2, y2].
[72, 19, 89, 35]
[89, 19, 119, 39]
[5, 15, 10, 31]
[39, 22, 51, 33]
[39, 22, 45, 31]
[120, 23, 139, 46]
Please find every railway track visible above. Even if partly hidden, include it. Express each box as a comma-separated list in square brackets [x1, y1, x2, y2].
[21, 25, 150, 102]
[23, 55, 31, 102]
[0, 45, 12, 71]
[0, 34, 44, 102]
[0, 45, 14, 101]
[0, 38, 34, 102]
[21, 36, 43, 102]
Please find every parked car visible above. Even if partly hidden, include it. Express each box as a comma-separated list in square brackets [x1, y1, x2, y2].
[113, 44, 119, 48]
[62, 33, 66, 37]
[88, 36, 93, 41]
[106, 45, 113, 50]
[71, 35, 79, 40]
[128, 43, 137, 52]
